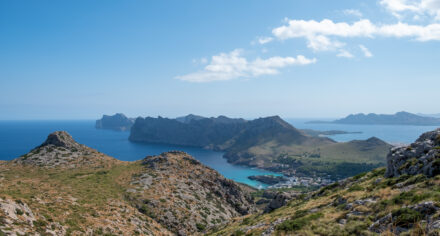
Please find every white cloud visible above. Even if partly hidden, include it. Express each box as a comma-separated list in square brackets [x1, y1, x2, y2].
[272, 18, 440, 42]
[359, 45, 373, 57]
[337, 50, 355, 58]
[257, 36, 274, 44]
[380, 0, 440, 20]
[176, 49, 316, 82]
[307, 35, 345, 51]
[343, 9, 363, 17]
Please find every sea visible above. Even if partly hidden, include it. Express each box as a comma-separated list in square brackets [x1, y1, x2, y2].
[0, 119, 438, 188]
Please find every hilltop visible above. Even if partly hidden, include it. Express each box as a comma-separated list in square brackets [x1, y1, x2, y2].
[130, 115, 391, 179]
[212, 128, 440, 235]
[310, 111, 440, 126]
[0, 132, 255, 235]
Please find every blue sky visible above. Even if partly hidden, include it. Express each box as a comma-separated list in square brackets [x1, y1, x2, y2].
[1, 0, 440, 120]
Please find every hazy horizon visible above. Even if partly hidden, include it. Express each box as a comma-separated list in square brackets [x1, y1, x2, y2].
[1, 0, 440, 120]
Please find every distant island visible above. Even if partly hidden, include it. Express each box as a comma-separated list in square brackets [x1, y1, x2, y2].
[129, 114, 391, 179]
[300, 129, 362, 137]
[95, 113, 135, 131]
[309, 111, 440, 126]
[417, 113, 440, 118]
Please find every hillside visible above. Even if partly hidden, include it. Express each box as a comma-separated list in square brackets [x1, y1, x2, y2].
[311, 111, 440, 126]
[211, 128, 440, 235]
[96, 113, 135, 131]
[130, 115, 391, 179]
[0, 131, 256, 235]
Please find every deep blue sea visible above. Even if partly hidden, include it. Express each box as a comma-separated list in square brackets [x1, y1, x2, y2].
[0, 120, 278, 188]
[0, 120, 438, 188]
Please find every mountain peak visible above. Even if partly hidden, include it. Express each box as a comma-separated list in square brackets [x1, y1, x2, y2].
[39, 131, 80, 149]
[14, 131, 117, 168]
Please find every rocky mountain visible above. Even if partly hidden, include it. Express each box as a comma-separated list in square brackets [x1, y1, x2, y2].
[13, 131, 119, 168]
[0, 131, 256, 235]
[213, 128, 440, 235]
[96, 113, 135, 131]
[175, 114, 206, 123]
[130, 115, 391, 179]
[311, 111, 440, 126]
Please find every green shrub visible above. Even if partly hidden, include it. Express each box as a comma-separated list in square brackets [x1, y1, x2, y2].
[195, 223, 206, 231]
[352, 172, 367, 180]
[392, 208, 422, 227]
[15, 208, 24, 215]
[348, 184, 364, 192]
[276, 212, 323, 231]
[232, 230, 245, 236]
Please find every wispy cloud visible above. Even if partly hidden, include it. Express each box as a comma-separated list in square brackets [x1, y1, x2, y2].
[359, 45, 373, 57]
[257, 36, 274, 45]
[176, 49, 316, 83]
[343, 9, 363, 18]
[272, 19, 440, 44]
[337, 50, 355, 58]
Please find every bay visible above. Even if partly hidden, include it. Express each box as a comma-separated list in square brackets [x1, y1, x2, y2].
[0, 120, 277, 188]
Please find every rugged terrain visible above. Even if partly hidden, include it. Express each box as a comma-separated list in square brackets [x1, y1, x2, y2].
[2, 128, 440, 235]
[212, 128, 440, 236]
[0, 131, 255, 235]
[130, 115, 391, 179]
[96, 113, 135, 131]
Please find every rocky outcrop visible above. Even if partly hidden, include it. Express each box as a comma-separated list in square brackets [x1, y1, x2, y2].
[96, 113, 134, 131]
[264, 191, 299, 213]
[385, 128, 440, 177]
[128, 151, 256, 235]
[13, 131, 118, 168]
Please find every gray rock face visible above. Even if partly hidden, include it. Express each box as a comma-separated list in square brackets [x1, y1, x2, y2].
[264, 191, 299, 213]
[130, 151, 256, 235]
[385, 128, 440, 178]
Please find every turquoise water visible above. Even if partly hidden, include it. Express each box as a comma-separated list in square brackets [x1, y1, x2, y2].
[287, 119, 439, 144]
[0, 120, 277, 188]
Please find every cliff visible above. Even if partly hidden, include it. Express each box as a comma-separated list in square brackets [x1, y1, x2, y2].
[95, 113, 135, 131]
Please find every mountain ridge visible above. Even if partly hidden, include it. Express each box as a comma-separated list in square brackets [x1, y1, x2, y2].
[310, 111, 440, 126]
[130, 115, 391, 179]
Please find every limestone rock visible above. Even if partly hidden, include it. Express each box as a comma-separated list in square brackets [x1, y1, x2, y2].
[385, 128, 440, 178]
